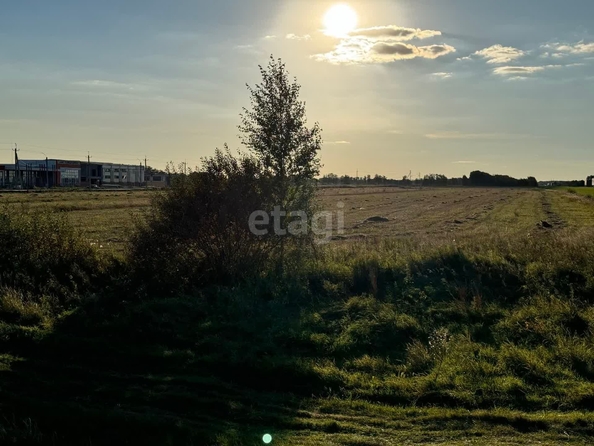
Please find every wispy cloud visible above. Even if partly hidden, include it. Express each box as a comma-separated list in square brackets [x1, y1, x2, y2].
[493, 65, 561, 76]
[71, 80, 147, 91]
[234, 44, 263, 55]
[349, 26, 441, 41]
[544, 41, 594, 55]
[326, 140, 351, 145]
[432, 72, 453, 79]
[452, 160, 477, 164]
[263, 35, 277, 40]
[426, 131, 534, 140]
[473, 44, 525, 64]
[286, 33, 311, 41]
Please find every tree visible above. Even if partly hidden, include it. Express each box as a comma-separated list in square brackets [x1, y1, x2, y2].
[239, 56, 323, 268]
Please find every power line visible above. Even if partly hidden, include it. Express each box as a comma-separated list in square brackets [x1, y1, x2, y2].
[13, 143, 201, 169]
[18, 144, 169, 161]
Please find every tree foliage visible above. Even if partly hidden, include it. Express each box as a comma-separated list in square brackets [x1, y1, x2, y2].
[239, 56, 322, 207]
[469, 171, 538, 187]
[239, 56, 323, 266]
[128, 148, 274, 295]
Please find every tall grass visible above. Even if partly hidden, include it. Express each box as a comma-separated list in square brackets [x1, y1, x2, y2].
[0, 207, 103, 308]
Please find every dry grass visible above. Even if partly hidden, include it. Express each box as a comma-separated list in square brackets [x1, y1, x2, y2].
[319, 187, 554, 245]
[2, 187, 594, 254]
[0, 190, 153, 253]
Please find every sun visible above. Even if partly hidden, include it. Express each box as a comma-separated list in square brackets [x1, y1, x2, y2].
[323, 4, 358, 37]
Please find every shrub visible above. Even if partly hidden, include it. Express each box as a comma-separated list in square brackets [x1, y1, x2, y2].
[0, 208, 101, 306]
[128, 149, 275, 295]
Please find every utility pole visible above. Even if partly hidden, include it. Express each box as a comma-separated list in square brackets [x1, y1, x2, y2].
[144, 156, 147, 188]
[13, 143, 19, 188]
[88, 151, 92, 190]
[46, 157, 49, 188]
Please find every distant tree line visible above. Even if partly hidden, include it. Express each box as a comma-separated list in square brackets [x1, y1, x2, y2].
[318, 173, 465, 186]
[468, 171, 538, 187]
[319, 170, 538, 188]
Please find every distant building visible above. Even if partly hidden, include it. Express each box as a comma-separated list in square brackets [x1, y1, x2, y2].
[538, 180, 585, 188]
[145, 173, 169, 188]
[98, 162, 145, 186]
[0, 159, 147, 188]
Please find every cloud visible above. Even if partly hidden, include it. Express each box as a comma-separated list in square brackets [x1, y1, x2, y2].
[349, 26, 441, 41]
[234, 44, 262, 55]
[373, 43, 455, 60]
[473, 44, 525, 64]
[326, 140, 351, 145]
[286, 33, 311, 41]
[545, 41, 594, 55]
[426, 132, 501, 140]
[313, 23, 454, 65]
[492, 65, 561, 76]
[71, 80, 146, 90]
[263, 35, 277, 40]
[372, 42, 415, 56]
[425, 131, 532, 140]
[452, 160, 477, 164]
[313, 37, 455, 64]
[432, 72, 453, 79]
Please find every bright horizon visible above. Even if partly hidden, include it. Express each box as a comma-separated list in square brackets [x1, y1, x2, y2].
[2, 0, 594, 181]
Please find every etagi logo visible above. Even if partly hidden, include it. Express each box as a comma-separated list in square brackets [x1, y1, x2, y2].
[248, 202, 345, 244]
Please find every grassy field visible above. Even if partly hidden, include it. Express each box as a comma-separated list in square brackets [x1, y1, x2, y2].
[555, 186, 594, 198]
[2, 186, 594, 445]
[0, 186, 565, 251]
[0, 189, 153, 254]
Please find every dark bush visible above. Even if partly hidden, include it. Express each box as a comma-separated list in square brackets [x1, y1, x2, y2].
[128, 149, 276, 296]
[0, 208, 102, 305]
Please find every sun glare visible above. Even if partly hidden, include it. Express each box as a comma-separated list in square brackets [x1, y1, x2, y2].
[323, 4, 358, 37]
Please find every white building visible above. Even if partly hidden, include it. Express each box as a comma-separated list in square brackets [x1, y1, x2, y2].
[100, 163, 145, 185]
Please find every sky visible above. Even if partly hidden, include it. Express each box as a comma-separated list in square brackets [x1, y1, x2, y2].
[1, 0, 594, 180]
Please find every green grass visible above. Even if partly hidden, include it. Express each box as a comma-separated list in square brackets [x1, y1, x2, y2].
[555, 186, 594, 197]
[2, 187, 594, 444]
[0, 189, 153, 254]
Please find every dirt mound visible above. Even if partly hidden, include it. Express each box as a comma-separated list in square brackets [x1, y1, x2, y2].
[364, 216, 390, 223]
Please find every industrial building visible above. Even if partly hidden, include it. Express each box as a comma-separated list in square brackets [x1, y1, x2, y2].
[0, 159, 146, 188]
